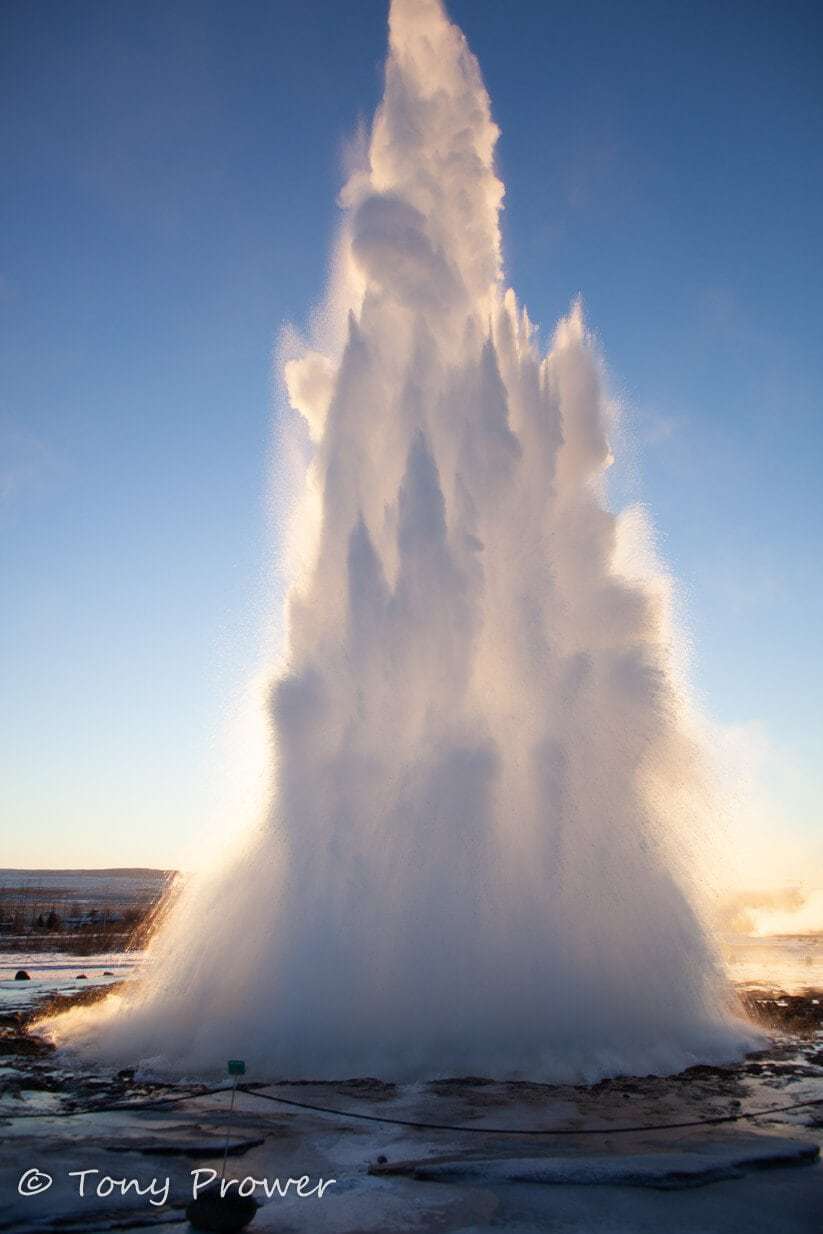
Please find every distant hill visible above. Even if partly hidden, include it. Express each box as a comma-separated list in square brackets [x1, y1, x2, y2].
[0, 867, 175, 880]
[0, 868, 177, 953]
[0, 868, 176, 906]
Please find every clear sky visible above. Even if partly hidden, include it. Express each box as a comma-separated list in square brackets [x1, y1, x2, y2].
[2, 0, 821, 877]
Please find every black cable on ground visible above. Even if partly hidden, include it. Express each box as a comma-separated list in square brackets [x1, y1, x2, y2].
[4, 1082, 823, 1136]
[238, 1085, 823, 1136]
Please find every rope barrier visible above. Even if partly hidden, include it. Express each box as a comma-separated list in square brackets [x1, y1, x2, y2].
[238, 1085, 823, 1136]
[4, 1081, 823, 1136]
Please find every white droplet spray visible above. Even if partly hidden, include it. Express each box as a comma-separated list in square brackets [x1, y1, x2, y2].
[57, 0, 753, 1080]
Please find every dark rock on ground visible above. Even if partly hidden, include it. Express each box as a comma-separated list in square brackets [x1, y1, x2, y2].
[741, 991, 823, 1034]
[186, 1181, 259, 1232]
[0, 1030, 55, 1058]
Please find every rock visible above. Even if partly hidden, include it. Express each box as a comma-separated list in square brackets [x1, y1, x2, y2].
[185, 1181, 259, 1232]
[14, 970, 30, 981]
[103, 970, 115, 976]
[76, 974, 88, 980]
[0, 1033, 55, 1058]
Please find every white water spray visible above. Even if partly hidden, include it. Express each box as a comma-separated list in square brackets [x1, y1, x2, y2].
[59, 0, 752, 1080]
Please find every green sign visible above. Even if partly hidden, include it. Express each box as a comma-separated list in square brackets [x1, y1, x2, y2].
[227, 1059, 246, 1076]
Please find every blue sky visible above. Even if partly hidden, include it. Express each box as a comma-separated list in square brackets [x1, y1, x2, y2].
[2, 0, 821, 871]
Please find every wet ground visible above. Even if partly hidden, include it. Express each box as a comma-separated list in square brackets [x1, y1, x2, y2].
[1, 975, 822, 1233]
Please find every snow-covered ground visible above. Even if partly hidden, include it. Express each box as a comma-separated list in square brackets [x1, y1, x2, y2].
[724, 933, 823, 993]
[0, 952, 138, 1015]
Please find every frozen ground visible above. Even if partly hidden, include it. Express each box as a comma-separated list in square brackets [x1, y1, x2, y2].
[1, 935, 822, 1231]
[1, 1022, 822, 1232]
[0, 953, 137, 1016]
[724, 933, 823, 993]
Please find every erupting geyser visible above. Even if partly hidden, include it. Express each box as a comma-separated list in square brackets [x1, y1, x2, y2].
[60, 0, 752, 1080]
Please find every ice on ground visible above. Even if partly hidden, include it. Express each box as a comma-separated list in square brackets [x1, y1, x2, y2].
[373, 1136, 819, 1187]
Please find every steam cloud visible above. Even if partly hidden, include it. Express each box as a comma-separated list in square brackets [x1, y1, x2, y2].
[720, 887, 823, 936]
[58, 0, 753, 1080]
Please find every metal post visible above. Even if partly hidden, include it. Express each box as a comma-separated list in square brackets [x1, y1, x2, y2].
[220, 1059, 246, 1182]
[220, 1076, 238, 1181]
